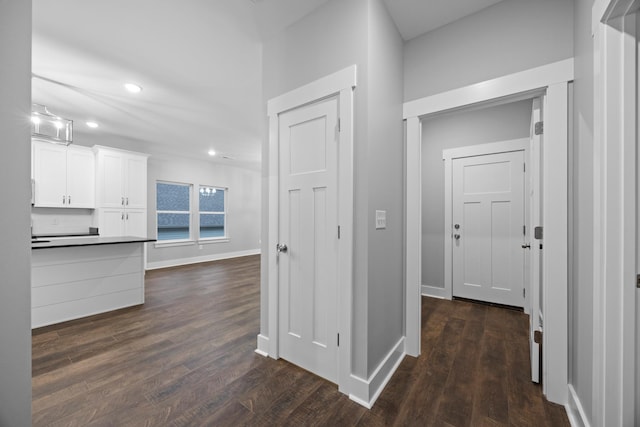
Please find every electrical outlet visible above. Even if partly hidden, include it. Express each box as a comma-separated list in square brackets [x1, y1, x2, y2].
[375, 210, 386, 229]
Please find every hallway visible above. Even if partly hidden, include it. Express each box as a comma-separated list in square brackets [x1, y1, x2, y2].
[31, 256, 568, 426]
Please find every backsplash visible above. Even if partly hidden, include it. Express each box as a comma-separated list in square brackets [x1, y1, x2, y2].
[31, 208, 94, 235]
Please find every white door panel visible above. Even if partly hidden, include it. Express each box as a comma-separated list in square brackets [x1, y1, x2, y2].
[452, 150, 525, 308]
[278, 97, 338, 383]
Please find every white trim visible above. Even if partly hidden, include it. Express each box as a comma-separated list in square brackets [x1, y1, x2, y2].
[403, 59, 573, 119]
[265, 65, 356, 397]
[404, 63, 573, 405]
[348, 337, 405, 409]
[197, 238, 231, 245]
[145, 249, 260, 270]
[442, 138, 529, 305]
[405, 116, 421, 357]
[267, 66, 357, 116]
[442, 138, 529, 161]
[255, 334, 269, 357]
[566, 384, 591, 427]
[154, 240, 194, 248]
[592, 4, 638, 425]
[421, 285, 447, 299]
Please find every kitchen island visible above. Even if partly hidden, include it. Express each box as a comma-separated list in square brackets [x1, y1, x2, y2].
[31, 236, 154, 328]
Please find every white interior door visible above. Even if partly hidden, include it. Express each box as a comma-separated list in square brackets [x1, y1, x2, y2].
[529, 96, 544, 383]
[278, 96, 339, 383]
[452, 150, 525, 307]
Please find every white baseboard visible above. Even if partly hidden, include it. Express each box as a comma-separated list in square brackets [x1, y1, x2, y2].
[146, 249, 260, 270]
[566, 384, 590, 427]
[349, 337, 405, 409]
[421, 284, 448, 299]
[255, 334, 269, 357]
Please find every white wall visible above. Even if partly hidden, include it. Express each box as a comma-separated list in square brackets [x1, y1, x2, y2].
[404, 0, 574, 101]
[571, 0, 595, 423]
[421, 100, 532, 289]
[0, 0, 33, 425]
[146, 155, 261, 266]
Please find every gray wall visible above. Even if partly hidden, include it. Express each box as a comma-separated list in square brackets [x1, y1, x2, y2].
[421, 100, 532, 289]
[404, 0, 574, 101]
[0, 0, 33, 425]
[261, 0, 369, 377]
[146, 156, 261, 264]
[571, 0, 595, 423]
[365, 0, 404, 377]
[262, 0, 404, 379]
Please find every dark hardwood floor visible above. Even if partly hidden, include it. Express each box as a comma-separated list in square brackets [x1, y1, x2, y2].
[32, 255, 569, 426]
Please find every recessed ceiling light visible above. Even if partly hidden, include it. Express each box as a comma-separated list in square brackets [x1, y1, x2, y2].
[86, 121, 99, 128]
[124, 83, 142, 93]
[208, 150, 216, 156]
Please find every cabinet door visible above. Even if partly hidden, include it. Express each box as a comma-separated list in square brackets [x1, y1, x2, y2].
[33, 142, 67, 207]
[66, 147, 95, 208]
[124, 209, 147, 237]
[98, 152, 125, 208]
[99, 208, 125, 237]
[124, 155, 147, 209]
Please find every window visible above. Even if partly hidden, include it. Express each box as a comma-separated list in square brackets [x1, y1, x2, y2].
[156, 182, 191, 241]
[199, 186, 226, 239]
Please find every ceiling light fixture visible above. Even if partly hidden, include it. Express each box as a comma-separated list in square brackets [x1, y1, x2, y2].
[124, 83, 142, 93]
[208, 150, 216, 156]
[86, 121, 99, 128]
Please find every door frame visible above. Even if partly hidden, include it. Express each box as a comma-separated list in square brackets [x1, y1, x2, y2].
[403, 58, 573, 404]
[592, 1, 638, 425]
[442, 138, 530, 306]
[264, 65, 356, 395]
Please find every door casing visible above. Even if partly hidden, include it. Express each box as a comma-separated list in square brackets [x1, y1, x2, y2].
[403, 58, 573, 404]
[592, 1, 639, 425]
[262, 65, 356, 397]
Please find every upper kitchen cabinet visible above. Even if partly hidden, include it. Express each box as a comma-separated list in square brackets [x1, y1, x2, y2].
[32, 140, 95, 208]
[94, 146, 149, 209]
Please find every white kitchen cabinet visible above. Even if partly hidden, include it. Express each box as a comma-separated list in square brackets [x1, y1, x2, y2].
[33, 140, 95, 208]
[98, 208, 147, 237]
[94, 146, 149, 237]
[95, 146, 148, 209]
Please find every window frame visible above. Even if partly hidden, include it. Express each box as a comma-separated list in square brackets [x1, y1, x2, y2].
[197, 185, 228, 243]
[155, 180, 193, 244]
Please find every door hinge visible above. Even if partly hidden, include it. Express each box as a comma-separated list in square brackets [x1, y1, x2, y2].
[534, 226, 543, 240]
[534, 121, 543, 135]
[337, 333, 340, 347]
[523, 163, 526, 172]
[637, 274, 640, 288]
[523, 288, 526, 298]
[523, 225, 526, 236]
[338, 226, 341, 239]
[337, 119, 341, 132]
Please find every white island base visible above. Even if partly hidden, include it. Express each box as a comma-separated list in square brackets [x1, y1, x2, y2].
[31, 241, 147, 328]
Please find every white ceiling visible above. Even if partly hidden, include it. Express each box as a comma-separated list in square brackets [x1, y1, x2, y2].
[31, 0, 503, 169]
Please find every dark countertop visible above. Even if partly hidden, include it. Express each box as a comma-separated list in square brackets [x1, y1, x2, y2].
[31, 236, 156, 250]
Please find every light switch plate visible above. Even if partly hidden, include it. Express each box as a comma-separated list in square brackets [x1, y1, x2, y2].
[375, 210, 386, 229]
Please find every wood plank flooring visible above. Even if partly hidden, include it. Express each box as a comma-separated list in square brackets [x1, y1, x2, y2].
[32, 255, 569, 426]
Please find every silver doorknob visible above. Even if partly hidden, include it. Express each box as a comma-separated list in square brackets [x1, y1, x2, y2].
[522, 244, 531, 249]
[454, 234, 460, 240]
[276, 243, 288, 254]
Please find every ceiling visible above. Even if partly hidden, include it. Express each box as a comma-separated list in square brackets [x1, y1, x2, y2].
[31, 0, 504, 170]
